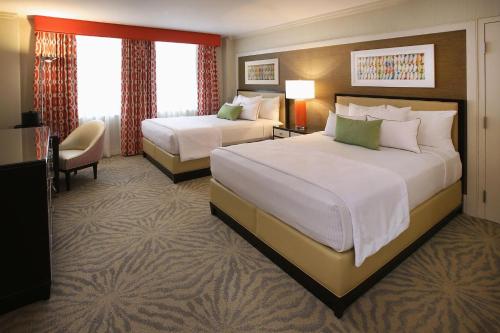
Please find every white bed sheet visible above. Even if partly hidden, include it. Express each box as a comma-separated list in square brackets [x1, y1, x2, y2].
[210, 132, 461, 253]
[141, 115, 276, 155]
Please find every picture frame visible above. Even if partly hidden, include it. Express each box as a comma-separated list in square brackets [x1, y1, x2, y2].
[351, 44, 435, 88]
[245, 58, 279, 85]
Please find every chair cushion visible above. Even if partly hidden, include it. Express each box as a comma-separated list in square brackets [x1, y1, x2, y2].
[59, 150, 86, 171]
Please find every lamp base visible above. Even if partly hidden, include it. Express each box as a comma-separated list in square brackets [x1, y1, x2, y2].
[294, 100, 307, 129]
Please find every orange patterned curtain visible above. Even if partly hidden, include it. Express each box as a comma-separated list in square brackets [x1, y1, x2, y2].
[197, 45, 220, 115]
[34, 31, 78, 139]
[120, 39, 157, 156]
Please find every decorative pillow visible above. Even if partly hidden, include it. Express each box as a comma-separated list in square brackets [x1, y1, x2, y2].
[335, 103, 349, 116]
[409, 110, 457, 151]
[324, 111, 366, 137]
[335, 116, 382, 150]
[367, 116, 421, 153]
[259, 96, 280, 121]
[239, 100, 262, 120]
[348, 103, 386, 117]
[217, 103, 243, 121]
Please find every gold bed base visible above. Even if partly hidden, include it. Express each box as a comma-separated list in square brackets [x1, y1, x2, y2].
[209, 178, 462, 317]
[142, 138, 211, 183]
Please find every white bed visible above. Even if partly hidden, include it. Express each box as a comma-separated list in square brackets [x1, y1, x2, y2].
[211, 132, 461, 255]
[142, 115, 276, 155]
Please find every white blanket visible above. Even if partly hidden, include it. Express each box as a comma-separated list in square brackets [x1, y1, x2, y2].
[145, 117, 222, 162]
[218, 139, 410, 267]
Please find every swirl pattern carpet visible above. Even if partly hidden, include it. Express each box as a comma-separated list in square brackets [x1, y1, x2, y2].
[0, 156, 499, 332]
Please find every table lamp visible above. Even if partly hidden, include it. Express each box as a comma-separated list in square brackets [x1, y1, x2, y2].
[285, 80, 315, 130]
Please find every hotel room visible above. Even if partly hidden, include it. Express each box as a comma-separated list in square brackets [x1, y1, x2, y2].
[0, 0, 499, 331]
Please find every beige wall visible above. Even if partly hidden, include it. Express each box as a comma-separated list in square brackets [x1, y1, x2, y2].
[0, 13, 21, 129]
[0, 13, 34, 129]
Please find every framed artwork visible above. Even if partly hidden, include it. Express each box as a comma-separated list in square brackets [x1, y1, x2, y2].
[351, 44, 435, 88]
[245, 58, 279, 85]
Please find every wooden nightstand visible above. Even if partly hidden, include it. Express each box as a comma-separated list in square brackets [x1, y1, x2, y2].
[272, 126, 319, 139]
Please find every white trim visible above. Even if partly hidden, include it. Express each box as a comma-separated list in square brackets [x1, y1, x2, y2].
[234, 0, 407, 40]
[236, 22, 471, 58]
[477, 16, 500, 219]
[234, 20, 480, 217]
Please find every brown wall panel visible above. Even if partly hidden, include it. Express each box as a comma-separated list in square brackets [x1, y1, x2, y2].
[238, 31, 466, 129]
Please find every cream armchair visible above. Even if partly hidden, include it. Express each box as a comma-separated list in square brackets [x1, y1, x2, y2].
[59, 120, 105, 191]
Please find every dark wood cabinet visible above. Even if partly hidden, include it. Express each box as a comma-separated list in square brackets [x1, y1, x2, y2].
[0, 127, 53, 314]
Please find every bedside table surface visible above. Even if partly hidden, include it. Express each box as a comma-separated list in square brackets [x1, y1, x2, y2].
[273, 125, 321, 135]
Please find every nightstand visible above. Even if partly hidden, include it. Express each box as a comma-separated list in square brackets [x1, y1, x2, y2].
[272, 125, 319, 139]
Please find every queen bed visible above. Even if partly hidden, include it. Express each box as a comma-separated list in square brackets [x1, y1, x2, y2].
[209, 94, 466, 317]
[142, 90, 287, 183]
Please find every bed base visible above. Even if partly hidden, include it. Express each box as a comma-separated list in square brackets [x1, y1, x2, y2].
[211, 202, 460, 317]
[143, 152, 211, 183]
[142, 137, 211, 183]
[209, 178, 462, 318]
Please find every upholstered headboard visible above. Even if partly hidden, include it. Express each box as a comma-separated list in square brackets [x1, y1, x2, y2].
[237, 90, 287, 125]
[335, 94, 467, 192]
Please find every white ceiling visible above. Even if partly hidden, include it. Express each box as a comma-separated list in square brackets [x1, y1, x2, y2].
[0, 0, 387, 36]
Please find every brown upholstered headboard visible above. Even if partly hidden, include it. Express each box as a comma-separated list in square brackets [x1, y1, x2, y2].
[334, 94, 467, 193]
[237, 90, 287, 125]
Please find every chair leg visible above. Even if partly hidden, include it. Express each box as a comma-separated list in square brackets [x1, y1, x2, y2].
[65, 171, 71, 191]
[74, 170, 77, 175]
[93, 163, 98, 179]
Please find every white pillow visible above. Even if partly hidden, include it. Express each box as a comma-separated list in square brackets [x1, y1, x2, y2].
[368, 116, 421, 153]
[233, 95, 262, 105]
[409, 110, 457, 151]
[259, 96, 280, 121]
[324, 111, 366, 137]
[239, 100, 262, 120]
[349, 103, 386, 117]
[379, 105, 411, 121]
[335, 103, 349, 116]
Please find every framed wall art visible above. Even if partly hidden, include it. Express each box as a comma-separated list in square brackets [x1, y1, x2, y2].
[245, 58, 279, 85]
[351, 44, 435, 88]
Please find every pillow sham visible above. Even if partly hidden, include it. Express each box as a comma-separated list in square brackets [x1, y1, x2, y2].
[217, 103, 243, 121]
[378, 105, 411, 121]
[348, 103, 386, 117]
[367, 116, 421, 153]
[335, 103, 349, 116]
[324, 111, 366, 137]
[409, 110, 457, 151]
[233, 95, 263, 105]
[335, 116, 382, 150]
[259, 96, 280, 121]
[239, 100, 262, 120]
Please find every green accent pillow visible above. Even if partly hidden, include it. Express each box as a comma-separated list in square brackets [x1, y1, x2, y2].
[334, 116, 382, 150]
[217, 103, 243, 121]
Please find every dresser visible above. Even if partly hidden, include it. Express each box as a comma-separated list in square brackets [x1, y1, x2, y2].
[0, 127, 53, 314]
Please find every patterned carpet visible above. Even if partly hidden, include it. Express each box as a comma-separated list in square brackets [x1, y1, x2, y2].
[0, 156, 499, 333]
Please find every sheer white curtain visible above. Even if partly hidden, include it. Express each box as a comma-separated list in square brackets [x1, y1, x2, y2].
[76, 35, 122, 157]
[156, 42, 198, 117]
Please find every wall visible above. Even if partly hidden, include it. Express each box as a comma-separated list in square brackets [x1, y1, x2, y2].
[0, 13, 21, 129]
[238, 30, 466, 129]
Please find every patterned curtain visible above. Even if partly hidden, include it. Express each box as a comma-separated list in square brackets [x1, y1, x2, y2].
[121, 39, 157, 156]
[34, 31, 78, 139]
[197, 45, 220, 115]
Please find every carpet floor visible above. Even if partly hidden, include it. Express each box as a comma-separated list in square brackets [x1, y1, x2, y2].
[0, 156, 499, 333]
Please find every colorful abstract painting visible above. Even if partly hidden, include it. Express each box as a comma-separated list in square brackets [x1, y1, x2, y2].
[351, 44, 434, 87]
[245, 58, 279, 85]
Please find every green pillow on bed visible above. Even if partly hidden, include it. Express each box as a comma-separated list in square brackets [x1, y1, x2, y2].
[217, 103, 243, 121]
[335, 116, 382, 150]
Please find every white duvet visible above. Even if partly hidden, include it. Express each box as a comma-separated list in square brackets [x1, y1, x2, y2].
[211, 133, 461, 267]
[142, 116, 277, 161]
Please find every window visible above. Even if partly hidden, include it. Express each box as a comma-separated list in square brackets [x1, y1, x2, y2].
[156, 42, 198, 117]
[76, 36, 122, 119]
